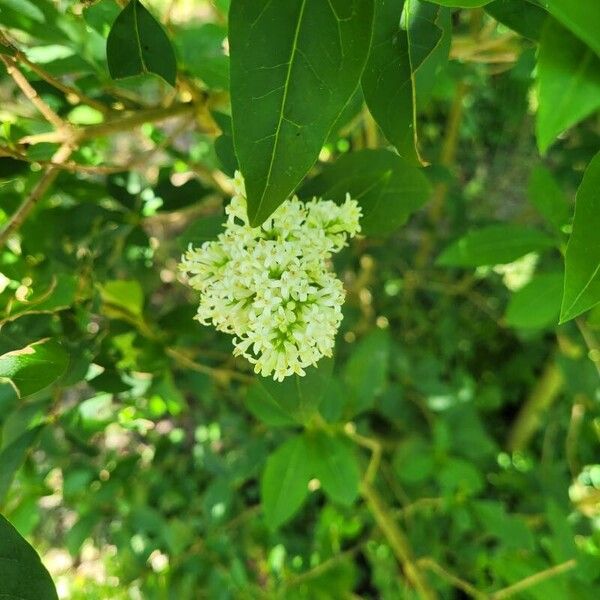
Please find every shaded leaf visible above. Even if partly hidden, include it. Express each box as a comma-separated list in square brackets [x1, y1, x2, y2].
[106, 0, 177, 86]
[249, 359, 334, 426]
[485, 0, 547, 41]
[307, 431, 360, 506]
[0, 425, 44, 505]
[229, 0, 374, 225]
[428, 0, 492, 6]
[0, 0, 44, 23]
[362, 0, 418, 162]
[560, 151, 600, 322]
[343, 328, 390, 415]
[505, 273, 563, 329]
[99, 280, 144, 317]
[536, 19, 600, 154]
[544, 0, 600, 58]
[527, 165, 571, 232]
[0, 513, 58, 599]
[301, 149, 431, 237]
[261, 436, 311, 529]
[0, 339, 68, 398]
[437, 225, 555, 267]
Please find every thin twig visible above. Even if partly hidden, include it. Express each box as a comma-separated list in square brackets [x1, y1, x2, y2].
[0, 30, 109, 113]
[0, 142, 75, 247]
[491, 559, 576, 599]
[166, 347, 254, 385]
[345, 427, 437, 599]
[19, 102, 199, 145]
[576, 318, 600, 378]
[418, 558, 487, 600]
[0, 55, 70, 131]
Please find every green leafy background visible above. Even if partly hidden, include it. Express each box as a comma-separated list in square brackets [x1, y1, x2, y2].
[0, 0, 599, 598]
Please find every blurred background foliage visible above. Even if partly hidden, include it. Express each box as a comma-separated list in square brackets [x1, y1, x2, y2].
[0, 0, 599, 599]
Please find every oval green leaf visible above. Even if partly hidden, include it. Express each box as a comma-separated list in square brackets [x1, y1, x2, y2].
[106, 0, 177, 86]
[301, 149, 431, 237]
[229, 0, 374, 226]
[560, 151, 600, 322]
[307, 431, 360, 506]
[505, 272, 563, 330]
[544, 0, 600, 58]
[437, 225, 555, 268]
[261, 436, 311, 529]
[0, 339, 68, 398]
[0, 513, 58, 600]
[536, 19, 600, 154]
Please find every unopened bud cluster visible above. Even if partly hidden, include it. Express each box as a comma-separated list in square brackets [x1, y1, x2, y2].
[180, 172, 361, 381]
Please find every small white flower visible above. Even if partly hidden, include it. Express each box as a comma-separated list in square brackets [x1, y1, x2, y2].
[180, 172, 361, 381]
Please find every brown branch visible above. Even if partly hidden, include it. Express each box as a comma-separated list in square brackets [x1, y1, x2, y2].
[346, 427, 437, 599]
[166, 347, 254, 385]
[0, 54, 70, 132]
[491, 559, 576, 599]
[19, 102, 199, 145]
[506, 357, 563, 452]
[0, 30, 109, 114]
[418, 558, 487, 600]
[0, 142, 74, 247]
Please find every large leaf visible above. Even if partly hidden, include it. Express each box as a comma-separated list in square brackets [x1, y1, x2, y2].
[505, 273, 563, 330]
[485, 0, 547, 41]
[0, 339, 68, 398]
[427, 0, 492, 7]
[437, 225, 555, 267]
[544, 0, 600, 58]
[247, 360, 333, 427]
[0, 0, 44, 23]
[306, 431, 360, 506]
[527, 165, 570, 233]
[229, 0, 374, 225]
[0, 425, 44, 505]
[343, 328, 390, 416]
[0, 513, 58, 600]
[261, 436, 311, 529]
[560, 151, 600, 322]
[301, 149, 431, 237]
[536, 19, 600, 154]
[362, 0, 417, 162]
[408, 0, 452, 108]
[106, 0, 177, 86]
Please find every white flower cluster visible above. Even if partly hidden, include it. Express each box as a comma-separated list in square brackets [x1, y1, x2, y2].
[180, 172, 361, 381]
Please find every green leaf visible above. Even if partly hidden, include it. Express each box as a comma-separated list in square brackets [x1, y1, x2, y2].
[175, 23, 229, 90]
[229, 0, 374, 226]
[306, 431, 360, 506]
[362, 0, 418, 162]
[544, 0, 600, 58]
[437, 225, 555, 267]
[0, 339, 68, 398]
[0, 513, 58, 600]
[343, 329, 390, 415]
[408, 0, 452, 108]
[427, 0, 492, 7]
[301, 149, 431, 237]
[536, 19, 600, 154]
[485, 0, 547, 41]
[99, 280, 144, 317]
[106, 0, 177, 86]
[505, 273, 563, 329]
[261, 436, 311, 529]
[178, 215, 224, 250]
[560, 151, 600, 322]
[0, 0, 44, 23]
[0, 425, 44, 505]
[248, 360, 334, 426]
[527, 165, 571, 232]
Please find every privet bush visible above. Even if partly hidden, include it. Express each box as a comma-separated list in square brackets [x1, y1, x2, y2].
[0, 1, 599, 598]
